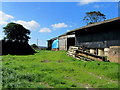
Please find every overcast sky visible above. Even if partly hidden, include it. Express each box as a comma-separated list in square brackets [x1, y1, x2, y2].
[0, 1, 119, 46]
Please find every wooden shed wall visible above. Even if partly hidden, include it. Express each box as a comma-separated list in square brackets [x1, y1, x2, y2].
[59, 35, 75, 51]
[59, 36, 67, 50]
[75, 20, 120, 48]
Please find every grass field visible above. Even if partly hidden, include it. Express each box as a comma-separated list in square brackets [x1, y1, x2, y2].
[2, 50, 120, 88]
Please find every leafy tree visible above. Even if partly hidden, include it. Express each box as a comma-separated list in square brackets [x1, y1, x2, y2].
[3, 22, 30, 43]
[83, 11, 106, 25]
[31, 44, 38, 48]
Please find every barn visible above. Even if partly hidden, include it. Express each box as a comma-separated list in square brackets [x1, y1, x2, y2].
[47, 17, 120, 62]
[66, 17, 120, 62]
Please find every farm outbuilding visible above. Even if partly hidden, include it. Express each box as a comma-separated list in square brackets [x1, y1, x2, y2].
[47, 34, 75, 51]
[66, 17, 120, 63]
[67, 17, 120, 48]
[47, 17, 120, 63]
[47, 37, 58, 50]
[59, 34, 75, 50]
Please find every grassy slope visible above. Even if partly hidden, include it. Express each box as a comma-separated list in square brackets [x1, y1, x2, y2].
[2, 50, 120, 88]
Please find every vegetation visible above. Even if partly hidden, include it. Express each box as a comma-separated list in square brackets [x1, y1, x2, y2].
[31, 44, 38, 49]
[2, 50, 119, 88]
[2, 40, 35, 55]
[83, 11, 106, 25]
[3, 22, 30, 43]
[2, 23, 35, 55]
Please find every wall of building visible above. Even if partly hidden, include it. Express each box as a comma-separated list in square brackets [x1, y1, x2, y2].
[47, 40, 53, 50]
[59, 35, 75, 50]
[108, 46, 120, 63]
[74, 20, 120, 63]
[59, 36, 67, 50]
[75, 20, 120, 49]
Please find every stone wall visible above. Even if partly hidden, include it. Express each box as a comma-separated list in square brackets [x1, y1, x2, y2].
[108, 46, 120, 63]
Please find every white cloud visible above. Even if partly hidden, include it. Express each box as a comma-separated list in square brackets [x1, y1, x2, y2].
[0, 11, 40, 31]
[51, 23, 68, 28]
[13, 20, 40, 30]
[0, 11, 14, 25]
[79, 0, 100, 5]
[39, 28, 51, 33]
[0, 11, 14, 21]
[0, 11, 40, 30]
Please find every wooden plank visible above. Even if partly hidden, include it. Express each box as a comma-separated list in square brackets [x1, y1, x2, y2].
[76, 53, 103, 61]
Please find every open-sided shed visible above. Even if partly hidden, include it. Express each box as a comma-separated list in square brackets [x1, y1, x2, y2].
[66, 17, 120, 49]
[66, 17, 120, 63]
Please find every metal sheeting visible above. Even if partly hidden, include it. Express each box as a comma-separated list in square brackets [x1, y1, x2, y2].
[76, 40, 120, 49]
[76, 41, 107, 48]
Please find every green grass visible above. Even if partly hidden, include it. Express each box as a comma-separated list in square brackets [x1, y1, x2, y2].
[2, 50, 120, 88]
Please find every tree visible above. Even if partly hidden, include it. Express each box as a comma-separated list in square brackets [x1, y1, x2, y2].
[3, 22, 30, 43]
[31, 44, 38, 48]
[83, 11, 106, 25]
[2, 22, 35, 55]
